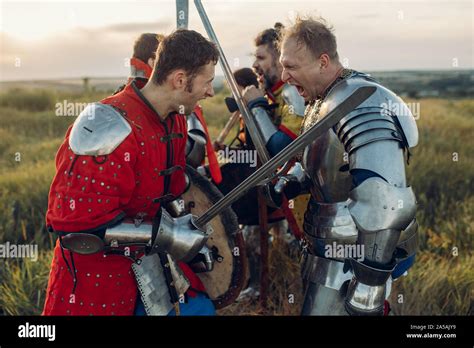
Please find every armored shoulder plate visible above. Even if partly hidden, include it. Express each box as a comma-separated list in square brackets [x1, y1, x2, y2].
[319, 74, 418, 149]
[281, 84, 306, 117]
[69, 103, 132, 156]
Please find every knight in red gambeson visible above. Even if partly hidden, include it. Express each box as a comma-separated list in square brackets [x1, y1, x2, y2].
[43, 29, 219, 316]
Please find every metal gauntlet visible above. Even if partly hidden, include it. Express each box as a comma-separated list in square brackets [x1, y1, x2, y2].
[148, 208, 209, 262]
[274, 162, 309, 195]
[344, 258, 394, 315]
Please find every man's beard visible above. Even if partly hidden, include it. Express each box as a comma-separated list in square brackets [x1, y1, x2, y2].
[262, 71, 279, 91]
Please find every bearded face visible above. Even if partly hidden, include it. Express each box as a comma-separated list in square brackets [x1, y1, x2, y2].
[252, 44, 281, 90]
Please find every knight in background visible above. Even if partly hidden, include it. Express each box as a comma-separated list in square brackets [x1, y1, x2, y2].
[244, 17, 419, 315]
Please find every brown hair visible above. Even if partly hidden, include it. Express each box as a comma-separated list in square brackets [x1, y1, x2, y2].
[133, 33, 164, 62]
[151, 29, 219, 87]
[234, 68, 258, 88]
[282, 16, 339, 60]
[254, 22, 285, 57]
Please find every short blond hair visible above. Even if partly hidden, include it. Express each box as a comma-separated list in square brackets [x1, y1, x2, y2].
[282, 16, 339, 60]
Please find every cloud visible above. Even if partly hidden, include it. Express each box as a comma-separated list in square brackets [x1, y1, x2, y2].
[353, 13, 379, 19]
[100, 21, 173, 35]
[0, 0, 472, 81]
[0, 20, 177, 81]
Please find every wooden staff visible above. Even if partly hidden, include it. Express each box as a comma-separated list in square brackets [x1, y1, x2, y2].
[214, 111, 240, 148]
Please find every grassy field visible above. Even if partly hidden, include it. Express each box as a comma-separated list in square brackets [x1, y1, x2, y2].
[0, 86, 472, 315]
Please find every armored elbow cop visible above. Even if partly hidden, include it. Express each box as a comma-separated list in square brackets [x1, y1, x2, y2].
[61, 208, 209, 263]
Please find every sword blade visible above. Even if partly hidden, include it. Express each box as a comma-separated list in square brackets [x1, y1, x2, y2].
[194, 0, 270, 163]
[195, 86, 377, 227]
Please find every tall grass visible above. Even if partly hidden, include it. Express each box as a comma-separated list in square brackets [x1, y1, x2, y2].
[390, 252, 474, 315]
[0, 88, 472, 315]
[0, 250, 53, 315]
[0, 89, 57, 112]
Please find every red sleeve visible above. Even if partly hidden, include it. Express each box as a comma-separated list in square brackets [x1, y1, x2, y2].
[46, 131, 139, 233]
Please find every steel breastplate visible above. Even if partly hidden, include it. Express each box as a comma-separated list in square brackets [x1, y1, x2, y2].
[300, 69, 356, 204]
[302, 128, 352, 203]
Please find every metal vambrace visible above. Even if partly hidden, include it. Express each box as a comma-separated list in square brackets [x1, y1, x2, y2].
[248, 97, 279, 144]
[344, 177, 417, 315]
[61, 208, 209, 263]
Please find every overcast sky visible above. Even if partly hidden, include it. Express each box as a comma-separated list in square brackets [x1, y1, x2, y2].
[0, 0, 472, 81]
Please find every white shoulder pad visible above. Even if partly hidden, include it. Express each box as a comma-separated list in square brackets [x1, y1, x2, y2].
[69, 103, 132, 156]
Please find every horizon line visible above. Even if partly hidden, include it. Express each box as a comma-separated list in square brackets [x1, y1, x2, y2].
[0, 68, 472, 83]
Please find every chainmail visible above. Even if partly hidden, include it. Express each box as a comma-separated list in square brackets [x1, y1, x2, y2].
[300, 68, 355, 134]
[295, 68, 354, 162]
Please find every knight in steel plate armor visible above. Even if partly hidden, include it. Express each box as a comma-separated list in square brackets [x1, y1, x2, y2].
[245, 17, 419, 315]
